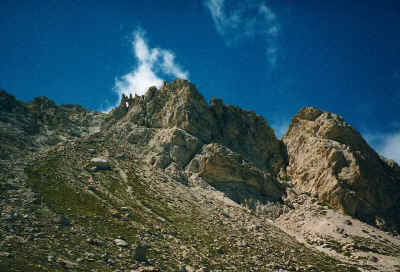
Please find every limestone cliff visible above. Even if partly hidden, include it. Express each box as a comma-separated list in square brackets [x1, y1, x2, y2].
[283, 107, 400, 230]
[1, 82, 400, 271]
[106, 79, 286, 202]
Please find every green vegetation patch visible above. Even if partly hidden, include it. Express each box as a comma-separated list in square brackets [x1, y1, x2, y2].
[25, 158, 107, 218]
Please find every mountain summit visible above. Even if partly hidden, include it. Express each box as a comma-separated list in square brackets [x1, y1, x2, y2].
[1, 80, 400, 271]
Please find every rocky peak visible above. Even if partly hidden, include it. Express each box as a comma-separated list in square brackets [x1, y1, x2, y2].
[108, 79, 285, 174]
[27, 96, 57, 110]
[284, 107, 400, 231]
[0, 90, 105, 160]
[109, 79, 215, 141]
[209, 98, 284, 173]
[3, 84, 400, 271]
[289, 107, 372, 151]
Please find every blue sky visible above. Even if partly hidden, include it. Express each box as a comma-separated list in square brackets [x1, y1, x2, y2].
[1, 0, 399, 162]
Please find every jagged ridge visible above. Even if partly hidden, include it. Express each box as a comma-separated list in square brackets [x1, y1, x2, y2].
[1, 80, 400, 271]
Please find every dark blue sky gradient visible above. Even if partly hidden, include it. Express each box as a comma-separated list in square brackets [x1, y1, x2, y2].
[1, 0, 399, 156]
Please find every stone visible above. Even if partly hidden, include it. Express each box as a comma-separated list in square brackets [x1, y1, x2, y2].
[336, 227, 344, 234]
[181, 265, 195, 272]
[144, 128, 202, 169]
[368, 255, 379, 263]
[0, 252, 11, 257]
[86, 238, 104, 247]
[344, 219, 353, 225]
[114, 238, 128, 247]
[2, 211, 14, 221]
[186, 143, 283, 201]
[132, 267, 160, 272]
[56, 257, 78, 269]
[90, 157, 112, 171]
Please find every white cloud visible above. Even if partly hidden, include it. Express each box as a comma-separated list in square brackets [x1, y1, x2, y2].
[364, 131, 400, 164]
[205, 0, 280, 66]
[206, 0, 241, 36]
[108, 29, 188, 111]
[161, 51, 188, 79]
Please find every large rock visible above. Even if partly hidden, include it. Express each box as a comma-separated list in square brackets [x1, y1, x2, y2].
[90, 157, 112, 171]
[144, 128, 202, 169]
[103, 80, 286, 208]
[186, 143, 284, 201]
[111, 80, 217, 142]
[283, 107, 400, 230]
[108, 79, 285, 175]
[0, 90, 106, 160]
[113, 238, 128, 247]
[209, 98, 285, 173]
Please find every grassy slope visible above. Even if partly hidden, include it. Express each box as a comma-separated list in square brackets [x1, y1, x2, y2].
[1, 134, 365, 272]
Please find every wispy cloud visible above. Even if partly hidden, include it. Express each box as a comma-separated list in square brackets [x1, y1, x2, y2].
[103, 29, 188, 112]
[205, 0, 280, 66]
[364, 131, 400, 164]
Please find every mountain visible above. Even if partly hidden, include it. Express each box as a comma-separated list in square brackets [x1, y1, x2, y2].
[1, 80, 399, 272]
[283, 107, 400, 231]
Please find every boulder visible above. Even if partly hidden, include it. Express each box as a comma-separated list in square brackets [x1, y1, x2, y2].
[90, 157, 112, 171]
[113, 238, 128, 247]
[145, 128, 202, 169]
[186, 143, 284, 202]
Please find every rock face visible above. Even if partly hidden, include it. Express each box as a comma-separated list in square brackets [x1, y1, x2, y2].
[186, 143, 283, 201]
[0, 90, 105, 160]
[209, 98, 284, 174]
[109, 81, 217, 142]
[283, 107, 400, 230]
[2, 81, 400, 271]
[109, 80, 285, 174]
[106, 79, 286, 201]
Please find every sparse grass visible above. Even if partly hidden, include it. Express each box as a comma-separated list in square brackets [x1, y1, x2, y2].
[26, 160, 108, 218]
[350, 235, 400, 256]
[322, 238, 344, 254]
[4, 140, 374, 272]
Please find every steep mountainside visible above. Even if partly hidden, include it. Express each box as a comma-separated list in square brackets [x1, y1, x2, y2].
[1, 80, 399, 272]
[0, 89, 105, 160]
[283, 107, 400, 231]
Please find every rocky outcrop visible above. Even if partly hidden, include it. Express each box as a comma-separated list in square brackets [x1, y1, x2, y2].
[0, 90, 105, 160]
[109, 80, 217, 142]
[90, 157, 112, 171]
[0, 90, 37, 159]
[283, 107, 400, 230]
[109, 79, 285, 174]
[142, 128, 202, 169]
[104, 80, 286, 201]
[186, 143, 284, 202]
[3, 83, 400, 271]
[209, 98, 285, 173]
